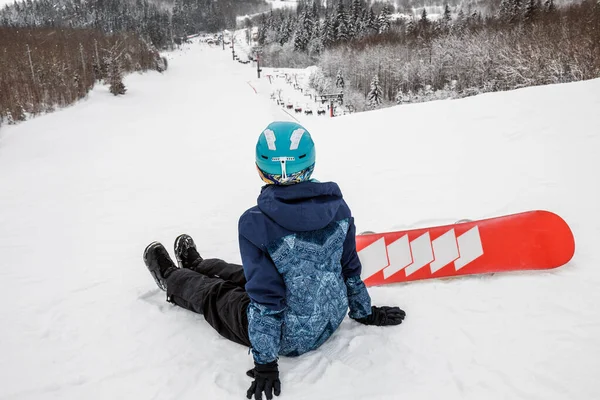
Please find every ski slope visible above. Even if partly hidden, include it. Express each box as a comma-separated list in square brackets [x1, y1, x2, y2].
[0, 40, 599, 400]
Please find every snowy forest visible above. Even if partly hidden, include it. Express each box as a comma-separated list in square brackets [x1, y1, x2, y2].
[0, 0, 269, 49]
[253, 0, 600, 111]
[0, 27, 165, 124]
[0, 0, 268, 125]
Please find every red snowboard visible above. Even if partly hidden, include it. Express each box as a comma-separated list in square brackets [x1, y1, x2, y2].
[356, 210, 575, 287]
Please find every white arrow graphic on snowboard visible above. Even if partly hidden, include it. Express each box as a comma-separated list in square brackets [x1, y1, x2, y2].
[358, 226, 484, 281]
[403, 232, 434, 276]
[430, 229, 460, 273]
[382, 235, 412, 279]
[454, 226, 484, 270]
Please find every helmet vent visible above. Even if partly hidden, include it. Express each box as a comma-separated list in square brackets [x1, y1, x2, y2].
[299, 154, 306, 159]
[261, 155, 268, 159]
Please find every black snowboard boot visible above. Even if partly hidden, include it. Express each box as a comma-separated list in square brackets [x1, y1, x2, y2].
[143, 241, 178, 291]
[174, 234, 202, 269]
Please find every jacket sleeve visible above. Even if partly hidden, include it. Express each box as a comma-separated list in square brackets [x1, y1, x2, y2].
[246, 302, 284, 364]
[341, 217, 372, 319]
[239, 232, 285, 364]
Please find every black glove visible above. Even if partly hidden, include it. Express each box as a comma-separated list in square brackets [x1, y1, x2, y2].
[246, 361, 281, 400]
[354, 306, 406, 326]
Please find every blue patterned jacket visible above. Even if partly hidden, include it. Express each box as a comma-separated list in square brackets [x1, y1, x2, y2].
[238, 181, 372, 364]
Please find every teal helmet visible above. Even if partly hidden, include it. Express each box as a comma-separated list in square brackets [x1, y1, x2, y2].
[255, 121, 316, 185]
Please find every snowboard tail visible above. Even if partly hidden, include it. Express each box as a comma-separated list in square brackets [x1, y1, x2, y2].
[356, 210, 575, 287]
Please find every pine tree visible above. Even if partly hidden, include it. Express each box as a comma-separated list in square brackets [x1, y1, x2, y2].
[321, 14, 336, 48]
[311, 0, 320, 20]
[335, 69, 345, 89]
[277, 14, 293, 45]
[439, 3, 452, 33]
[367, 75, 382, 107]
[309, 20, 323, 54]
[350, 0, 362, 23]
[349, 0, 364, 38]
[258, 14, 267, 45]
[419, 8, 430, 35]
[267, 10, 275, 30]
[420, 8, 429, 24]
[405, 18, 416, 37]
[378, 4, 391, 33]
[367, 8, 379, 34]
[303, 8, 314, 41]
[334, 0, 349, 41]
[443, 4, 451, 23]
[312, 14, 321, 38]
[108, 58, 126, 95]
[293, 31, 303, 51]
[294, 9, 311, 51]
[105, 42, 126, 96]
[454, 8, 466, 33]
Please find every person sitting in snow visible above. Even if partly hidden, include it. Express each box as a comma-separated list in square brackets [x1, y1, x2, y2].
[142, 121, 406, 400]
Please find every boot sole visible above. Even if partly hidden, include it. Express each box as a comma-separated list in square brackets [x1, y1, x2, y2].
[143, 241, 167, 291]
[143, 241, 162, 266]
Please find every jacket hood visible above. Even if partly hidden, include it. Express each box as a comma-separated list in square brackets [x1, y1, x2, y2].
[257, 181, 343, 232]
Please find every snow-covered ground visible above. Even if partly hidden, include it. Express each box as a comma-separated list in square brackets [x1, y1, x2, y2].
[1, 39, 599, 400]
[236, 0, 298, 22]
[266, 0, 298, 10]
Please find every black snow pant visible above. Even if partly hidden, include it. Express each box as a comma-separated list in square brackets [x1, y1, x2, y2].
[165, 258, 252, 347]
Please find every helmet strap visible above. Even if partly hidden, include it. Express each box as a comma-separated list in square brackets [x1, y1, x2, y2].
[280, 159, 287, 179]
[271, 156, 294, 180]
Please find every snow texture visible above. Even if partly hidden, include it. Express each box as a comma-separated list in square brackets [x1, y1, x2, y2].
[0, 39, 599, 400]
